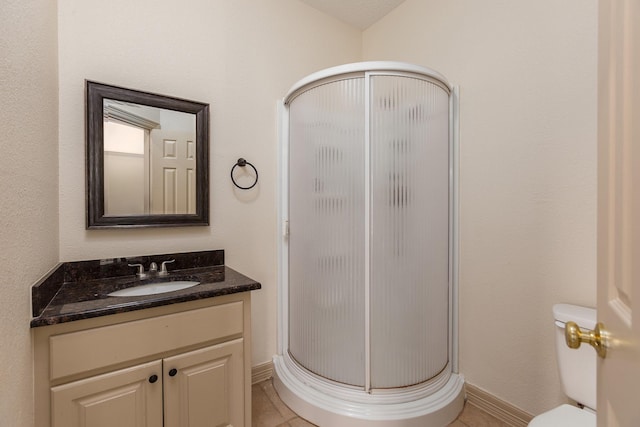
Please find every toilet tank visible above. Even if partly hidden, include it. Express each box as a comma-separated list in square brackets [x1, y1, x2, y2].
[552, 304, 597, 411]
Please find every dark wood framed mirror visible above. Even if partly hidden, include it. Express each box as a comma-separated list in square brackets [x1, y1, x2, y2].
[86, 81, 209, 228]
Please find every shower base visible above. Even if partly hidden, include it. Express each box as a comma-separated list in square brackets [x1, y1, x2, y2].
[272, 354, 465, 427]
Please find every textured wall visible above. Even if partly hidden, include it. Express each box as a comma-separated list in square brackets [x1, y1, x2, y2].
[363, 0, 598, 416]
[57, 0, 362, 367]
[0, 0, 59, 425]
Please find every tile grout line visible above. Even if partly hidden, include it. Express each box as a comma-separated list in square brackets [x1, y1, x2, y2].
[252, 383, 284, 427]
[260, 380, 302, 425]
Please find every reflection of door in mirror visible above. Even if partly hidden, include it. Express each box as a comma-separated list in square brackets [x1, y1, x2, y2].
[150, 109, 196, 215]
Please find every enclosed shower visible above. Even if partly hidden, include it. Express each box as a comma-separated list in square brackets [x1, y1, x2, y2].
[274, 62, 463, 426]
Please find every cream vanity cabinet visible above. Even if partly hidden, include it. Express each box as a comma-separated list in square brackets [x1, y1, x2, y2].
[34, 293, 252, 427]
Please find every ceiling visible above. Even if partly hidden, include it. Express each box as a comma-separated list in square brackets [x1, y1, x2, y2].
[299, 0, 406, 30]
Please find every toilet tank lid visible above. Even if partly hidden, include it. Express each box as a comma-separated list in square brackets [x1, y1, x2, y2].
[553, 304, 596, 329]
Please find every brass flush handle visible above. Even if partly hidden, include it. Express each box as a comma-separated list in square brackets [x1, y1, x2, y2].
[565, 321, 608, 358]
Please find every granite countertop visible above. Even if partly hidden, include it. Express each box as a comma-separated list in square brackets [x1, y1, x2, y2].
[31, 250, 261, 328]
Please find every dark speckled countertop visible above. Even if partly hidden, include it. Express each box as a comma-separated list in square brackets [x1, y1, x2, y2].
[31, 250, 261, 327]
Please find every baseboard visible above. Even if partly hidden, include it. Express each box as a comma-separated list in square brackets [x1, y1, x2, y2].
[252, 361, 274, 385]
[465, 383, 533, 427]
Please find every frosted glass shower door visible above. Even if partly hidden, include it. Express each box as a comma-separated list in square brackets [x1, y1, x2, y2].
[287, 71, 451, 390]
[288, 77, 366, 386]
[369, 75, 450, 388]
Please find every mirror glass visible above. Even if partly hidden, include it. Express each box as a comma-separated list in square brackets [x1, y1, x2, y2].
[87, 81, 209, 228]
[103, 100, 196, 216]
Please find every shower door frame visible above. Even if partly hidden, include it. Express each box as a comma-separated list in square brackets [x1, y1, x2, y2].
[277, 62, 460, 394]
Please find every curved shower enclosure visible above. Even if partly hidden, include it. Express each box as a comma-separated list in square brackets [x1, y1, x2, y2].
[274, 62, 463, 426]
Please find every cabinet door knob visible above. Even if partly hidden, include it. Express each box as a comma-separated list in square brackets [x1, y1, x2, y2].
[169, 368, 178, 377]
[148, 374, 158, 383]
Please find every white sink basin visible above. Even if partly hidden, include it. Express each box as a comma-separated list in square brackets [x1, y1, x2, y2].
[108, 280, 200, 297]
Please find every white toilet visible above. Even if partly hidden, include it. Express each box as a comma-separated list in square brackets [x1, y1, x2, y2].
[528, 303, 597, 426]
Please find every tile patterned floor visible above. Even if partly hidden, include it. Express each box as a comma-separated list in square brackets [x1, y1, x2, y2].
[252, 379, 511, 427]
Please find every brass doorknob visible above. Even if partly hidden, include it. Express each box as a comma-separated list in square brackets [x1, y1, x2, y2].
[565, 321, 607, 358]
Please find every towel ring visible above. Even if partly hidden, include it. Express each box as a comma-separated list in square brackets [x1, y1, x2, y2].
[230, 158, 259, 190]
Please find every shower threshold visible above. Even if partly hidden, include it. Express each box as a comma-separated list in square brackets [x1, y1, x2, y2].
[273, 354, 465, 427]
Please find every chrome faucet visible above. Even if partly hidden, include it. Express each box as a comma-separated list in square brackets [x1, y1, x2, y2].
[128, 259, 174, 279]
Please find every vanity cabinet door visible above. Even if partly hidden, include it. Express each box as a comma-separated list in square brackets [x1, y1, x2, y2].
[163, 338, 244, 427]
[50, 360, 163, 427]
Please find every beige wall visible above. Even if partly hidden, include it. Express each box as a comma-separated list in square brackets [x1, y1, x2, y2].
[363, 0, 598, 415]
[57, 0, 362, 367]
[0, 0, 59, 425]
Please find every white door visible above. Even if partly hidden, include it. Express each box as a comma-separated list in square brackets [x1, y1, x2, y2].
[597, 0, 640, 425]
[150, 129, 197, 215]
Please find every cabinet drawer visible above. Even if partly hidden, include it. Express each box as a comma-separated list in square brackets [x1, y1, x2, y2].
[50, 302, 243, 381]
